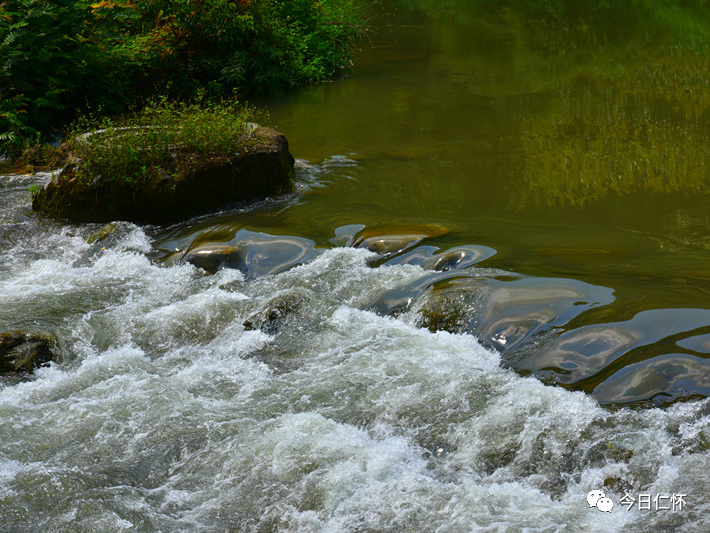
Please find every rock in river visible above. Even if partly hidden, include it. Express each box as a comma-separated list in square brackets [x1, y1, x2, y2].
[352, 224, 451, 257]
[181, 243, 244, 274]
[243, 293, 306, 334]
[0, 332, 56, 373]
[32, 126, 295, 224]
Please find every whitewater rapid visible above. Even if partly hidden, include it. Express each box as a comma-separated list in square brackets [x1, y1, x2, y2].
[1, 172, 708, 532]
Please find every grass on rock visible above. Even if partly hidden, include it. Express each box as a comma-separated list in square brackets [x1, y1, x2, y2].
[67, 98, 256, 186]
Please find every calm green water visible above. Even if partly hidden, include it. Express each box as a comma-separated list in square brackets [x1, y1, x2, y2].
[154, 3, 710, 406]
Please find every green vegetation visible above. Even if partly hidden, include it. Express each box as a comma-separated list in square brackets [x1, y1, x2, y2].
[0, 0, 366, 156]
[31, 99, 294, 223]
[67, 97, 255, 186]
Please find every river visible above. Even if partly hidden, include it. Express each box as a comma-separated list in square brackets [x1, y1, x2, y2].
[2, 2, 710, 531]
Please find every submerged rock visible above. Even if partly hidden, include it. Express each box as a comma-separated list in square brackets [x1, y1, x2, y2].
[159, 229, 322, 279]
[74, 221, 142, 266]
[32, 126, 295, 224]
[385, 244, 496, 271]
[591, 353, 710, 406]
[178, 229, 322, 279]
[181, 243, 244, 274]
[517, 308, 710, 397]
[355, 234, 428, 255]
[415, 275, 613, 356]
[0, 332, 56, 373]
[352, 224, 451, 257]
[429, 250, 475, 271]
[243, 293, 305, 334]
[604, 476, 632, 495]
[86, 222, 122, 244]
[417, 283, 488, 334]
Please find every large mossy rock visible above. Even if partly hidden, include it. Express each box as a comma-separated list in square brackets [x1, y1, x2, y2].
[32, 126, 295, 224]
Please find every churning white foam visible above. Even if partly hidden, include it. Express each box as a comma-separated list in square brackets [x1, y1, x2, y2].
[1, 227, 709, 531]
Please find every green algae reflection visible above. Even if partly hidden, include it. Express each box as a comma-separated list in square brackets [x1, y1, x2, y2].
[391, 0, 710, 206]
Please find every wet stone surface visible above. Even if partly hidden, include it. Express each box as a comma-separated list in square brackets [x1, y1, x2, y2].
[181, 243, 245, 274]
[412, 275, 614, 354]
[519, 308, 710, 405]
[158, 229, 323, 279]
[0, 331, 56, 373]
[243, 293, 306, 334]
[351, 224, 451, 259]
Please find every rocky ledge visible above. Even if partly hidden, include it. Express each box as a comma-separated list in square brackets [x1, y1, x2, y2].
[32, 126, 295, 224]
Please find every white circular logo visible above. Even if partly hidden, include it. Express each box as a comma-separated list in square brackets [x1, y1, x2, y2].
[597, 497, 614, 512]
[587, 490, 614, 512]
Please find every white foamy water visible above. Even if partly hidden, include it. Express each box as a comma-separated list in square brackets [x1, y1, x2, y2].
[1, 208, 709, 532]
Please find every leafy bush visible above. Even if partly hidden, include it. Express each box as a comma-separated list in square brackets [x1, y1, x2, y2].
[68, 98, 255, 186]
[0, 0, 367, 156]
[0, 1, 102, 153]
[107, 0, 366, 96]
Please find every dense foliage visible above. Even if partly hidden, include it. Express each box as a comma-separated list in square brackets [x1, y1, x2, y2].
[0, 0, 365, 155]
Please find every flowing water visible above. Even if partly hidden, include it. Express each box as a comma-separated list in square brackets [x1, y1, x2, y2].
[4, 2, 710, 531]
